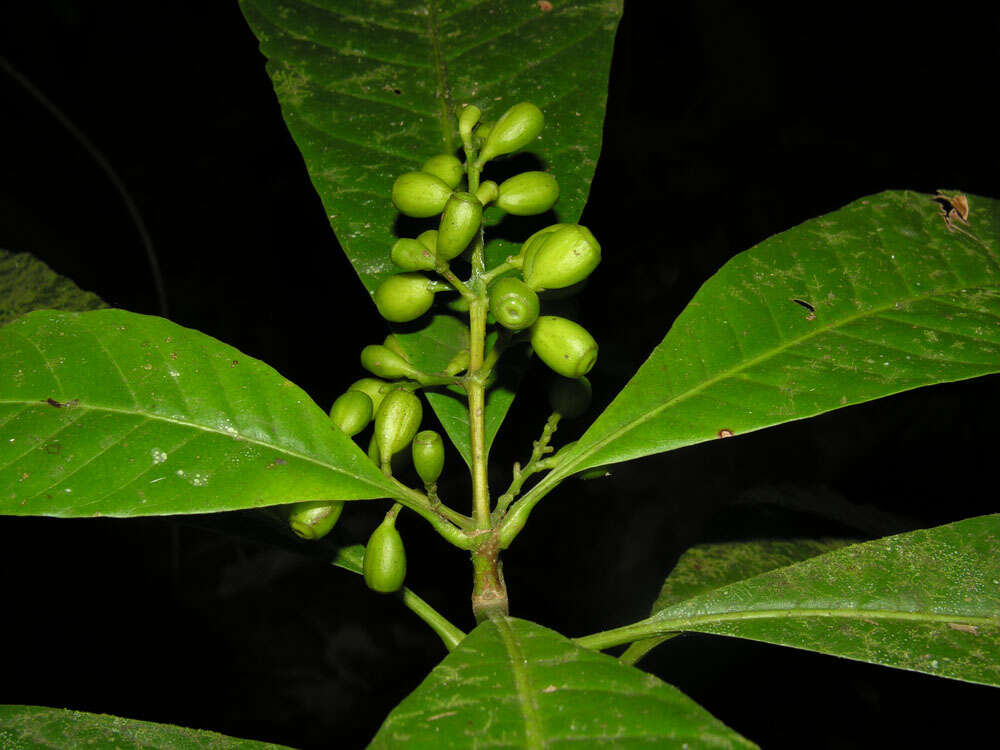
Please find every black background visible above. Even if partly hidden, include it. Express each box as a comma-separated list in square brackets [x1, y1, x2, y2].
[1, 2, 998, 748]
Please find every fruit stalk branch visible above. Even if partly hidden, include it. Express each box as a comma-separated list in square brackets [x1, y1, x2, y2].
[493, 413, 561, 519]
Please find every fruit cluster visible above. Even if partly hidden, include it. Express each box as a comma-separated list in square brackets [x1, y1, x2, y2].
[286, 101, 602, 594]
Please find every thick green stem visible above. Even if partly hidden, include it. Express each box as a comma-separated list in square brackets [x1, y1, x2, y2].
[467, 297, 491, 529]
[471, 537, 508, 622]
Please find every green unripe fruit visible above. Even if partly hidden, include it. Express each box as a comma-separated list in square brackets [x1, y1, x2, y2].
[475, 180, 499, 206]
[478, 102, 544, 163]
[517, 223, 572, 268]
[287, 500, 344, 541]
[363, 516, 407, 593]
[391, 238, 436, 271]
[349, 378, 392, 414]
[459, 105, 481, 140]
[361, 345, 419, 380]
[329, 390, 373, 437]
[373, 273, 435, 322]
[489, 277, 540, 331]
[496, 172, 559, 216]
[523, 225, 601, 291]
[421, 154, 464, 189]
[412, 430, 445, 485]
[530, 316, 598, 378]
[391, 172, 453, 218]
[375, 389, 423, 463]
[548, 376, 592, 420]
[416, 229, 438, 252]
[437, 192, 483, 261]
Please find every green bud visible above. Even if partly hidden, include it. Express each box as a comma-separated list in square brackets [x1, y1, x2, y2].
[416, 229, 438, 252]
[458, 105, 481, 140]
[437, 192, 483, 261]
[412, 430, 445, 485]
[478, 102, 544, 164]
[444, 348, 470, 375]
[349, 378, 392, 414]
[361, 345, 420, 380]
[391, 172, 453, 218]
[489, 277, 540, 331]
[421, 154, 464, 190]
[391, 238, 436, 271]
[329, 390, 373, 436]
[548, 376, 592, 420]
[375, 389, 423, 463]
[287, 500, 344, 541]
[530, 316, 598, 378]
[363, 515, 407, 593]
[496, 172, 559, 216]
[373, 273, 435, 322]
[523, 225, 601, 291]
[475, 180, 499, 206]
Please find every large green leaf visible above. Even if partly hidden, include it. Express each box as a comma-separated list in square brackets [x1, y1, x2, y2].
[0, 248, 106, 327]
[583, 515, 1000, 688]
[549, 190, 1000, 479]
[0, 705, 293, 749]
[620, 538, 853, 666]
[369, 616, 756, 748]
[0, 309, 398, 517]
[238, 0, 623, 464]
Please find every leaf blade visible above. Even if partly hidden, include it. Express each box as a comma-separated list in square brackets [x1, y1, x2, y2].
[369, 617, 757, 748]
[0, 248, 106, 327]
[559, 190, 1000, 476]
[0, 309, 396, 517]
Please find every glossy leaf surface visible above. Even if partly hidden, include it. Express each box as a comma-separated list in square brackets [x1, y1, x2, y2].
[554, 190, 1000, 478]
[370, 617, 756, 748]
[238, 0, 622, 463]
[0, 309, 397, 517]
[621, 538, 852, 665]
[622, 516, 1000, 687]
[0, 705, 292, 749]
[0, 248, 105, 327]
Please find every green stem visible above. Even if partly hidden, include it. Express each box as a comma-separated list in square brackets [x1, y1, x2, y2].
[574, 608, 1000, 653]
[399, 587, 466, 650]
[494, 413, 561, 519]
[388, 480, 475, 549]
[496, 460, 570, 549]
[437, 265, 475, 300]
[480, 259, 520, 286]
[467, 297, 490, 529]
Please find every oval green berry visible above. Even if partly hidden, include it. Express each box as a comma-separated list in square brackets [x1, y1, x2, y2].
[287, 500, 344, 541]
[530, 316, 598, 378]
[375, 389, 423, 463]
[412, 430, 445, 486]
[437, 192, 483, 261]
[421, 154, 464, 189]
[329, 390, 373, 437]
[478, 102, 544, 163]
[363, 515, 407, 593]
[391, 238, 436, 271]
[489, 276, 540, 331]
[361, 344, 419, 380]
[548, 376, 592, 420]
[523, 225, 601, 291]
[496, 172, 559, 216]
[373, 273, 435, 323]
[475, 180, 499, 206]
[349, 378, 392, 414]
[391, 172, 453, 218]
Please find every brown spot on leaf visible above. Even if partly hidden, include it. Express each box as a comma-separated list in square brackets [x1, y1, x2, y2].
[266, 459, 287, 469]
[947, 622, 979, 634]
[45, 397, 78, 408]
[717, 429, 734, 438]
[537, 0, 553, 10]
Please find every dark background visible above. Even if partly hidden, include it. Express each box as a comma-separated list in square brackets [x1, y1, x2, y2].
[1, 2, 998, 748]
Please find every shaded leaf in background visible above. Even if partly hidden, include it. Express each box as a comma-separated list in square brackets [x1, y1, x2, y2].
[0, 248, 106, 327]
[620, 538, 853, 666]
[370, 617, 757, 748]
[618, 515, 1000, 687]
[0, 309, 397, 517]
[547, 190, 1000, 481]
[238, 0, 623, 463]
[0, 705, 293, 749]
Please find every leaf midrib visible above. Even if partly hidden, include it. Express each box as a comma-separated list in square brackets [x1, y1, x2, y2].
[496, 618, 545, 749]
[0, 398, 391, 492]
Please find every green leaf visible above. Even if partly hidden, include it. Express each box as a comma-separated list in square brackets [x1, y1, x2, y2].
[0, 309, 398, 518]
[238, 0, 623, 463]
[369, 617, 757, 748]
[0, 705, 293, 749]
[586, 515, 1000, 688]
[557, 190, 1000, 477]
[620, 538, 853, 666]
[0, 248, 106, 327]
